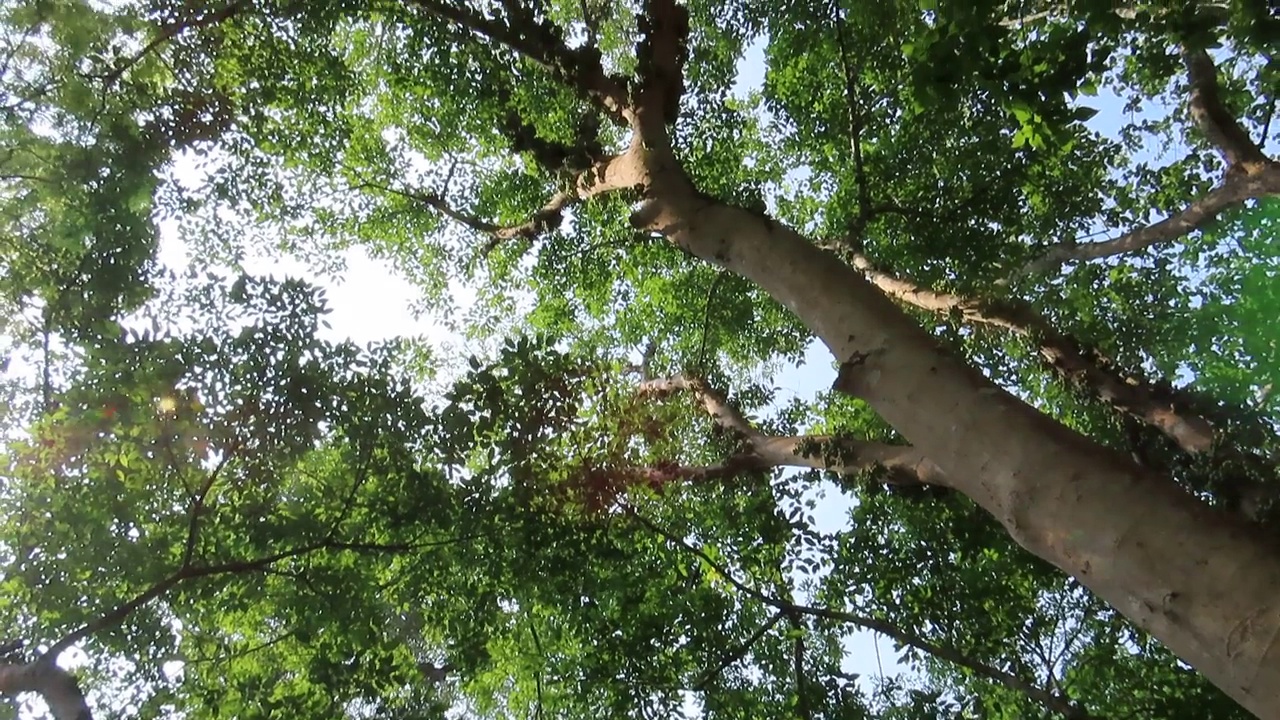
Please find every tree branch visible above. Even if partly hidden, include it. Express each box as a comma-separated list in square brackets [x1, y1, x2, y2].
[694, 610, 786, 690]
[96, 1, 248, 87]
[1021, 164, 1280, 274]
[354, 151, 635, 255]
[638, 373, 950, 485]
[631, 508, 1100, 720]
[1020, 46, 1279, 275]
[36, 531, 463, 699]
[633, 0, 691, 124]
[845, 253, 1218, 454]
[786, 602, 1102, 720]
[182, 448, 236, 568]
[403, 0, 629, 121]
[1183, 48, 1274, 175]
[0, 661, 92, 720]
[637, 374, 757, 437]
[831, 4, 871, 235]
[480, 190, 580, 255]
[354, 179, 575, 244]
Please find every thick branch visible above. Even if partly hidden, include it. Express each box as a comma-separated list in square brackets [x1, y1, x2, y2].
[0, 660, 92, 720]
[1183, 48, 1274, 175]
[637, 374, 756, 437]
[753, 435, 947, 486]
[1023, 165, 1280, 274]
[637, 374, 949, 486]
[848, 253, 1217, 454]
[633, 0, 690, 124]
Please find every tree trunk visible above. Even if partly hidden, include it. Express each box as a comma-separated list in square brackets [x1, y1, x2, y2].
[629, 142, 1280, 718]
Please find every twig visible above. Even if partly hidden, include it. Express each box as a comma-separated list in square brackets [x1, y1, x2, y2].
[694, 273, 726, 374]
[97, 2, 249, 88]
[694, 610, 785, 690]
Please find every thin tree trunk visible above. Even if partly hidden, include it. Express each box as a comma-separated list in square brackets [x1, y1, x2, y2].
[626, 127, 1280, 718]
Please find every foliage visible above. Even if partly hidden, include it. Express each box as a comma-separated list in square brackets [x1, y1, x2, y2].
[1, 0, 1278, 719]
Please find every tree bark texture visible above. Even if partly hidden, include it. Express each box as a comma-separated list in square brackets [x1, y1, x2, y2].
[625, 133, 1280, 718]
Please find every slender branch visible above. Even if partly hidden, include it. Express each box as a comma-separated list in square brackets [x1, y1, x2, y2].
[843, 253, 1218, 454]
[631, 508, 1100, 720]
[324, 445, 374, 541]
[182, 448, 237, 568]
[1260, 99, 1275, 151]
[689, 272, 727, 374]
[182, 630, 297, 666]
[999, 3, 1230, 29]
[43, 574, 184, 662]
[528, 621, 546, 720]
[97, 2, 248, 87]
[830, 4, 870, 234]
[42, 533, 466, 663]
[353, 179, 499, 233]
[694, 610, 785, 690]
[786, 601, 1103, 720]
[578, 0, 599, 47]
[1021, 46, 1278, 274]
[353, 153, 630, 255]
[479, 190, 580, 254]
[998, 8, 1057, 27]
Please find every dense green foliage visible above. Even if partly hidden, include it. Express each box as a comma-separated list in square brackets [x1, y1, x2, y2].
[1, 0, 1278, 718]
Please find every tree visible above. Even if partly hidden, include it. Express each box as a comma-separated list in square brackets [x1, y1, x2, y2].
[1, 0, 1279, 718]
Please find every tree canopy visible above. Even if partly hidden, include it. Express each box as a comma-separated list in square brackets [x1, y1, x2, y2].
[1, 0, 1279, 718]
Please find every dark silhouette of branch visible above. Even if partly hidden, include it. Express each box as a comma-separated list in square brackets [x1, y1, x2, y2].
[830, 3, 870, 234]
[404, 0, 629, 120]
[528, 621, 546, 720]
[353, 157, 633, 255]
[629, 507, 1102, 720]
[479, 190, 580, 255]
[182, 630, 298, 666]
[182, 448, 237, 567]
[0, 660, 92, 720]
[97, 2, 249, 87]
[18, 526, 472, 720]
[694, 610, 786, 690]
[792, 632, 813, 720]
